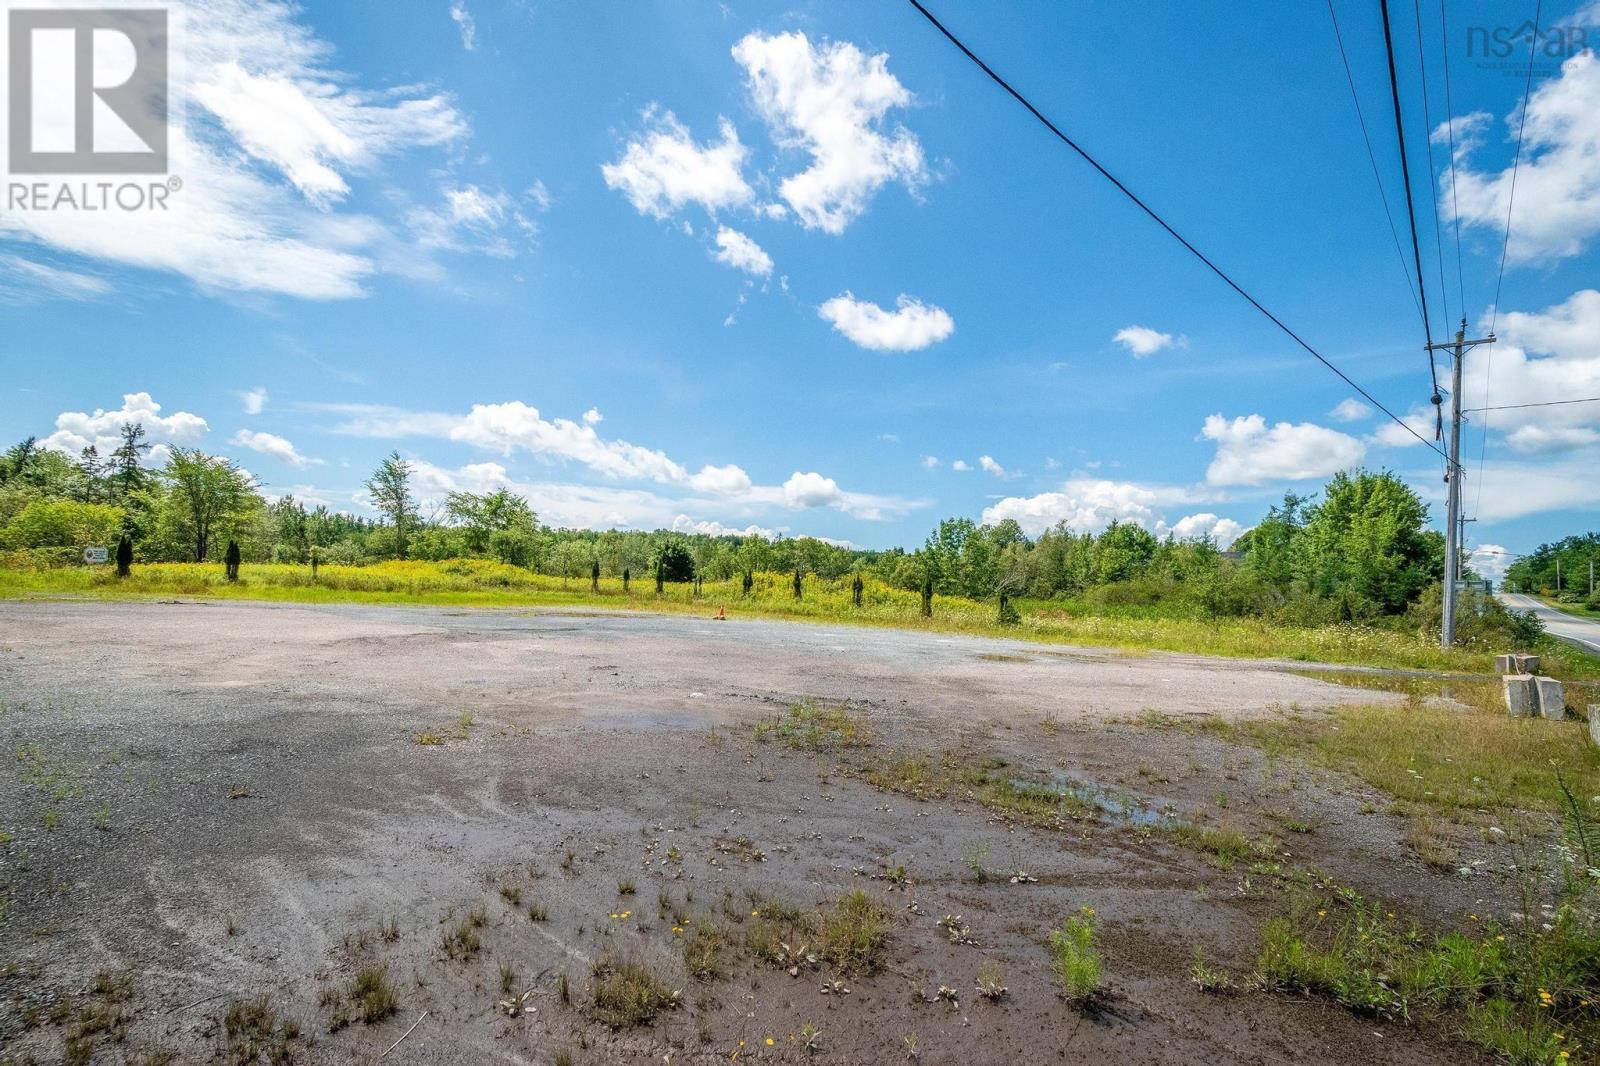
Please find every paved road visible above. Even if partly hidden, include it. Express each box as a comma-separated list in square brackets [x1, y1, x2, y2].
[1499, 592, 1600, 655]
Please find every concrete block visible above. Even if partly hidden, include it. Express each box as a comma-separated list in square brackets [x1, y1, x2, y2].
[1535, 677, 1566, 721]
[1513, 654, 1541, 675]
[1590, 706, 1600, 748]
[1495, 654, 1515, 674]
[1504, 674, 1537, 717]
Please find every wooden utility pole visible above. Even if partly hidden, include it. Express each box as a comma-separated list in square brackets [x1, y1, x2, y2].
[1427, 319, 1495, 648]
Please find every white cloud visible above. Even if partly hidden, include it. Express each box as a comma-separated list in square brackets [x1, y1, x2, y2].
[1504, 425, 1600, 454]
[817, 292, 954, 351]
[407, 184, 534, 258]
[601, 107, 753, 219]
[582, 407, 603, 425]
[950, 459, 972, 472]
[526, 180, 554, 213]
[449, 1, 477, 50]
[241, 388, 268, 415]
[1113, 325, 1175, 357]
[1202, 413, 1366, 486]
[1167, 513, 1246, 550]
[1329, 397, 1372, 422]
[314, 401, 921, 521]
[981, 478, 1212, 538]
[1463, 289, 1600, 455]
[1372, 406, 1439, 448]
[230, 429, 319, 468]
[0, 255, 111, 302]
[921, 456, 939, 469]
[712, 226, 773, 277]
[41, 392, 208, 461]
[978, 455, 1013, 478]
[731, 31, 925, 234]
[1446, 456, 1600, 522]
[1452, 51, 1600, 264]
[671, 516, 778, 539]
[0, 0, 473, 300]
[1468, 543, 1514, 584]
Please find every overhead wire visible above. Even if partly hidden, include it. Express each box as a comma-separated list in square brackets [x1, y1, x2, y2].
[1326, 0, 1425, 327]
[905, 0, 1453, 464]
[1474, 0, 1544, 520]
[1378, 0, 1445, 444]
[1412, 0, 1451, 332]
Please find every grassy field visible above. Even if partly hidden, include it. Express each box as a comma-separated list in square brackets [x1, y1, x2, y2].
[4, 559, 1599, 678]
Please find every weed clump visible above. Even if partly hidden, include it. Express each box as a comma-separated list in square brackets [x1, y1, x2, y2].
[1048, 908, 1103, 1005]
[753, 699, 871, 751]
[590, 956, 678, 1028]
[325, 965, 398, 1029]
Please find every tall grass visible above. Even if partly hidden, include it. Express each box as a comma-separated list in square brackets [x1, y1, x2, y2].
[3, 560, 1596, 676]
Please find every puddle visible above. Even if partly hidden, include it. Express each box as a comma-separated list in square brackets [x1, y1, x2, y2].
[1024, 772, 1173, 828]
[978, 653, 1033, 663]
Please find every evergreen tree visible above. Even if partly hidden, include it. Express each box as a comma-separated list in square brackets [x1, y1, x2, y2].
[109, 422, 151, 501]
[623, 567, 630, 591]
[852, 573, 864, 607]
[365, 452, 418, 559]
[793, 567, 803, 599]
[921, 574, 933, 618]
[742, 570, 753, 597]
[591, 559, 600, 593]
[115, 535, 132, 578]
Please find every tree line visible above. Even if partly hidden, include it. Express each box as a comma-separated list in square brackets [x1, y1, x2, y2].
[1, 428, 1461, 624]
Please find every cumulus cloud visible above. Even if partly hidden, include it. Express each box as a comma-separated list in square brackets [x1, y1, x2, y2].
[1468, 543, 1514, 584]
[712, 226, 774, 276]
[1113, 326, 1176, 357]
[1452, 51, 1600, 264]
[0, 0, 474, 300]
[1202, 413, 1366, 486]
[1329, 398, 1372, 422]
[817, 292, 954, 351]
[1166, 512, 1246, 549]
[601, 107, 753, 219]
[1465, 289, 1600, 455]
[731, 31, 925, 234]
[582, 407, 603, 425]
[41, 392, 208, 462]
[950, 459, 972, 472]
[921, 456, 939, 469]
[229, 429, 319, 468]
[980, 478, 1216, 538]
[241, 388, 268, 415]
[671, 516, 779, 539]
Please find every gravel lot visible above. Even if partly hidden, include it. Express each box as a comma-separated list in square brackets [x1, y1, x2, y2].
[0, 600, 1487, 1064]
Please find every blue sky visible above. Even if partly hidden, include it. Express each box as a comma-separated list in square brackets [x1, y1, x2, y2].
[4, 0, 1599, 574]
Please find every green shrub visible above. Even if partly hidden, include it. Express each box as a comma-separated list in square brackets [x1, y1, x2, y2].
[1048, 908, 1102, 1004]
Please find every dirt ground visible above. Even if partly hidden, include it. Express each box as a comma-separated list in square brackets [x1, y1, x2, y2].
[0, 600, 1503, 1064]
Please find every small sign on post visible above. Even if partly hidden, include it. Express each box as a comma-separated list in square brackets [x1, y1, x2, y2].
[83, 546, 108, 564]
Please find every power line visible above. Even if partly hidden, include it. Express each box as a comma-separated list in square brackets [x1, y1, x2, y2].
[1412, 0, 1450, 331]
[1378, 0, 1443, 443]
[905, 0, 1452, 463]
[1467, 396, 1600, 413]
[1437, 0, 1465, 317]
[1326, 0, 1424, 327]
[1476, 0, 1543, 520]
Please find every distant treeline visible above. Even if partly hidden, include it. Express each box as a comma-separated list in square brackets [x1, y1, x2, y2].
[1504, 534, 1600, 608]
[1, 429, 1464, 626]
